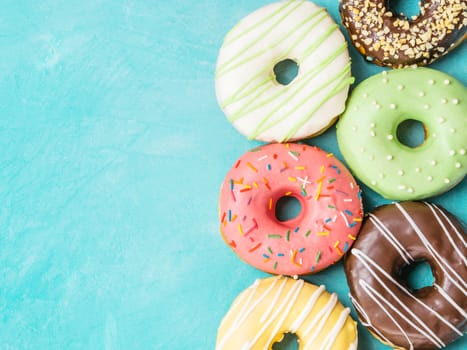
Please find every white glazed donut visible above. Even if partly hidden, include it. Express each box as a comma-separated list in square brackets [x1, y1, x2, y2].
[215, 0, 353, 142]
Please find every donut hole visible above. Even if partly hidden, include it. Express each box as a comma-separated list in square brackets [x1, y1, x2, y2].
[399, 260, 435, 292]
[272, 333, 299, 349]
[388, 0, 421, 19]
[273, 59, 299, 86]
[275, 196, 302, 222]
[396, 119, 427, 148]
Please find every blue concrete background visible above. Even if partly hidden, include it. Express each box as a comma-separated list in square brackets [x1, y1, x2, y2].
[0, 0, 465, 349]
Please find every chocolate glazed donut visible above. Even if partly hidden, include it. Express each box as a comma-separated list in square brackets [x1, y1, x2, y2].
[339, 0, 466, 67]
[344, 202, 466, 350]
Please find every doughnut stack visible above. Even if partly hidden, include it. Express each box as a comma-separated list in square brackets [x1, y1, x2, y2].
[213, 1, 466, 349]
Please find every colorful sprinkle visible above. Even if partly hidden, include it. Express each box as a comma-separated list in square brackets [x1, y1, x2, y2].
[268, 234, 282, 239]
[267, 164, 272, 171]
[317, 231, 329, 236]
[324, 217, 332, 223]
[246, 162, 258, 173]
[326, 153, 334, 157]
[328, 205, 336, 209]
[320, 165, 325, 173]
[229, 179, 234, 190]
[286, 230, 291, 241]
[273, 261, 278, 270]
[315, 181, 323, 201]
[344, 210, 353, 216]
[278, 253, 285, 257]
[234, 160, 241, 168]
[252, 182, 258, 188]
[262, 254, 270, 259]
[267, 246, 273, 254]
[348, 234, 356, 241]
[231, 214, 237, 222]
[328, 178, 336, 183]
[228, 210, 232, 222]
[315, 251, 321, 263]
[238, 224, 244, 235]
[294, 227, 300, 233]
[288, 176, 297, 182]
[343, 242, 349, 253]
[288, 151, 300, 160]
[299, 247, 306, 253]
[248, 243, 262, 252]
[268, 198, 273, 210]
[305, 230, 312, 237]
[295, 166, 305, 170]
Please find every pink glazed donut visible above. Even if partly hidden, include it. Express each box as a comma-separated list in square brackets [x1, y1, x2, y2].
[219, 143, 363, 275]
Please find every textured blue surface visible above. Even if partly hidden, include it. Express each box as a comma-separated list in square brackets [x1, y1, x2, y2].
[0, 1, 465, 349]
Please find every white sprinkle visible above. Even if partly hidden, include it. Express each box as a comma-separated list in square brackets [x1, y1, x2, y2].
[444, 79, 450, 85]
[351, 126, 358, 131]
[258, 155, 268, 161]
[444, 178, 450, 184]
[369, 155, 375, 160]
[452, 98, 459, 105]
[350, 182, 354, 189]
[419, 91, 425, 97]
[397, 84, 404, 91]
[455, 162, 461, 168]
[450, 128, 456, 133]
[382, 78, 388, 84]
[427, 176, 433, 181]
[353, 106, 359, 112]
[460, 149, 466, 155]
[371, 180, 377, 185]
[449, 150, 456, 156]
[370, 131, 376, 137]
[379, 173, 385, 179]
[437, 117, 445, 123]
[360, 147, 365, 153]
[398, 170, 404, 176]
[398, 185, 406, 190]
[415, 167, 421, 173]
[363, 93, 368, 98]
[387, 134, 394, 140]
[389, 104, 396, 109]
[428, 79, 435, 85]
[432, 133, 437, 138]
[370, 123, 375, 128]
[430, 160, 437, 166]
[288, 151, 298, 161]
[424, 104, 430, 110]
[407, 188, 414, 193]
[382, 71, 387, 76]
[387, 155, 393, 160]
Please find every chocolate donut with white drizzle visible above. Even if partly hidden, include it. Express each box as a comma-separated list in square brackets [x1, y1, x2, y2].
[344, 201, 466, 350]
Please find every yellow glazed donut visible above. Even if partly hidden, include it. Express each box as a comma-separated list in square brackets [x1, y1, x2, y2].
[216, 276, 357, 350]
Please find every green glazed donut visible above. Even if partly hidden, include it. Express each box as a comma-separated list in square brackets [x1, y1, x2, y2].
[337, 67, 466, 200]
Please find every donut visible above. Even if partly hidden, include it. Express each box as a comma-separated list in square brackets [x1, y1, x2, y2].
[336, 67, 467, 201]
[216, 276, 358, 350]
[215, 0, 353, 142]
[219, 143, 363, 275]
[344, 202, 467, 350]
[339, 0, 466, 67]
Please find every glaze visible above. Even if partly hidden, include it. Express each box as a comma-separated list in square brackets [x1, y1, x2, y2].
[336, 67, 466, 200]
[219, 143, 363, 275]
[215, 0, 352, 142]
[344, 202, 467, 350]
[216, 276, 358, 350]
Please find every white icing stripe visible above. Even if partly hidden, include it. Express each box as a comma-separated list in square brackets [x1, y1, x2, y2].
[349, 294, 392, 345]
[432, 203, 467, 248]
[260, 277, 288, 323]
[353, 249, 462, 337]
[425, 202, 467, 265]
[395, 203, 467, 294]
[245, 279, 304, 349]
[289, 285, 325, 332]
[303, 294, 338, 346]
[360, 280, 417, 350]
[320, 308, 351, 350]
[434, 283, 467, 319]
[369, 214, 413, 264]
[263, 280, 305, 349]
[216, 277, 281, 349]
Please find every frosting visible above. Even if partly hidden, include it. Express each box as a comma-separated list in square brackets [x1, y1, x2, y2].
[215, 0, 353, 142]
[219, 143, 363, 275]
[336, 67, 467, 200]
[339, 0, 466, 67]
[344, 202, 467, 350]
[216, 276, 358, 350]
